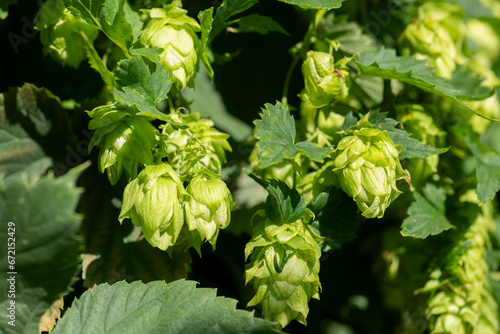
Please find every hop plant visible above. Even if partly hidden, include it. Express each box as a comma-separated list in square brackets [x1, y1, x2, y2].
[185, 174, 233, 253]
[299, 51, 349, 108]
[159, 113, 231, 181]
[245, 211, 322, 328]
[87, 105, 157, 185]
[299, 101, 345, 148]
[331, 114, 408, 218]
[34, 0, 98, 68]
[119, 164, 186, 251]
[140, 5, 201, 89]
[423, 199, 499, 334]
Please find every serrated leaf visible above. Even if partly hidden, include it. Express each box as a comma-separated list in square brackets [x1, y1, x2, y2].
[123, 0, 142, 43]
[466, 136, 500, 204]
[82, 33, 115, 89]
[0, 165, 85, 334]
[244, 170, 307, 225]
[254, 102, 331, 168]
[233, 14, 289, 35]
[113, 56, 172, 120]
[198, 8, 215, 81]
[129, 47, 163, 63]
[309, 189, 361, 252]
[210, 0, 258, 43]
[277, 0, 346, 10]
[401, 184, 452, 239]
[67, 0, 133, 54]
[52, 279, 280, 334]
[367, 110, 449, 160]
[355, 47, 498, 121]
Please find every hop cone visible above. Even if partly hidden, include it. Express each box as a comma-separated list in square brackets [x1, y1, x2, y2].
[119, 164, 185, 251]
[424, 199, 499, 334]
[160, 113, 231, 181]
[185, 175, 233, 253]
[35, 0, 98, 68]
[87, 105, 157, 185]
[140, 6, 200, 89]
[245, 213, 322, 328]
[299, 51, 349, 108]
[331, 115, 408, 218]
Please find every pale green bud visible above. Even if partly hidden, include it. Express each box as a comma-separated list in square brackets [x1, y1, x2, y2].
[87, 105, 157, 185]
[399, 17, 457, 78]
[418, 2, 465, 43]
[35, 0, 98, 68]
[160, 113, 231, 181]
[119, 164, 186, 251]
[299, 51, 349, 108]
[140, 6, 200, 89]
[299, 101, 345, 147]
[245, 214, 322, 328]
[466, 19, 500, 61]
[185, 175, 233, 251]
[331, 116, 408, 218]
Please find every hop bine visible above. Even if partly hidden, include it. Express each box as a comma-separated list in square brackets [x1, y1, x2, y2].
[330, 114, 408, 219]
[245, 211, 322, 328]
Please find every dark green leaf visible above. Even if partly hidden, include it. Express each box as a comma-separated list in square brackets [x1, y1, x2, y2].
[401, 184, 452, 239]
[355, 48, 497, 121]
[129, 47, 163, 63]
[123, 0, 143, 43]
[0, 165, 85, 334]
[83, 33, 115, 89]
[277, 0, 346, 9]
[210, 0, 258, 43]
[367, 110, 449, 160]
[67, 0, 133, 54]
[113, 56, 172, 121]
[254, 102, 331, 167]
[466, 136, 500, 204]
[52, 280, 280, 334]
[198, 8, 215, 81]
[234, 14, 289, 35]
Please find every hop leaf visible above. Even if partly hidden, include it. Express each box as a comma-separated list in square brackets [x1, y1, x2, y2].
[331, 113, 408, 218]
[119, 163, 186, 251]
[245, 212, 322, 328]
[140, 6, 201, 89]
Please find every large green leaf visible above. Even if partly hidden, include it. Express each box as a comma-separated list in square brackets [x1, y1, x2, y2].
[401, 184, 452, 239]
[113, 56, 172, 121]
[52, 280, 280, 333]
[466, 137, 500, 205]
[366, 110, 449, 160]
[67, 0, 133, 54]
[277, 0, 346, 10]
[0, 165, 85, 334]
[254, 102, 331, 168]
[354, 48, 498, 121]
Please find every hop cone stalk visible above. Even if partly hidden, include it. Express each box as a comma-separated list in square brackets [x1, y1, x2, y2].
[140, 6, 200, 89]
[87, 105, 157, 185]
[159, 113, 231, 181]
[245, 212, 322, 328]
[35, 0, 98, 68]
[299, 51, 349, 108]
[119, 164, 186, 251]
[331, 115, 408, 219]
[424, 200, 499, 334]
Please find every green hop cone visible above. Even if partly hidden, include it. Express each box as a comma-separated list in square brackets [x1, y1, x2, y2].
[119, 164, 186, 251]
[160, 113, 231, 181]
[185, 175, 233, 253]
[299, 51, 349, 108]
[140, 6, 200, 89]
[331, 114, 408, 218]
[34, 0, 98, 68]
[245, 212, 322, 328]
[87, 104, 157, 185]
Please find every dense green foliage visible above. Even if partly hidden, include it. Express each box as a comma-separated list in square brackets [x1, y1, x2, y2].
[1, 0, 500, 333]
